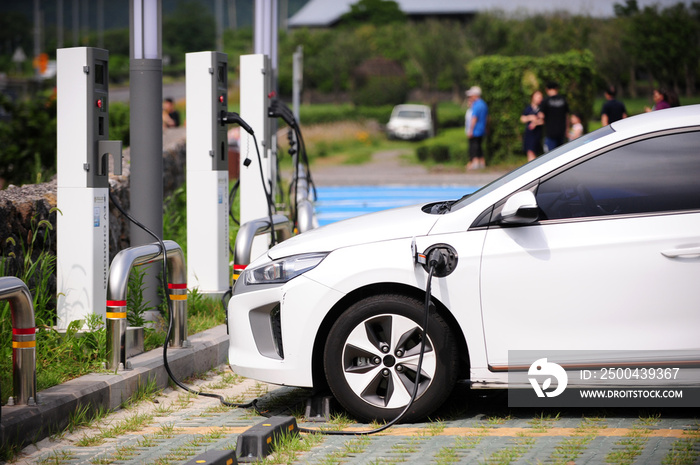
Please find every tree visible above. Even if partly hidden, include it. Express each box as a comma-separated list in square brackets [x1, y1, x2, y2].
[339, 0, 406, 27]
[162, 1, 216, 65]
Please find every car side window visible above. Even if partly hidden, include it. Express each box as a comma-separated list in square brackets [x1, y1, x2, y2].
[536, 131, 700, 220]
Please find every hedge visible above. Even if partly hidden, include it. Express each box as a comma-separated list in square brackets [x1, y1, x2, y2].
[468, 50, 596, 164]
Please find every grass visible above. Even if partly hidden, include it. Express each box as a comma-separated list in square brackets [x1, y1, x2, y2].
[549, 416, 607, 465]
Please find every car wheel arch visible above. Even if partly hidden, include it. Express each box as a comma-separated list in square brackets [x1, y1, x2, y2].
[310, 282, 470, 390]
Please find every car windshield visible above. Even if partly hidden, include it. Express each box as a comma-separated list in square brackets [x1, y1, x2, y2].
[449, 125, 615, 211]
[396, 110, 426, 119]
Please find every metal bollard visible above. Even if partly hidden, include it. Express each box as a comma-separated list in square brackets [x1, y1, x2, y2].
[233, 214, 293, 270]
[167, 282, 188, 348]
[105, 299, 127, 371]
[0, 277, 37, 406]
[106, 240, 187, 370]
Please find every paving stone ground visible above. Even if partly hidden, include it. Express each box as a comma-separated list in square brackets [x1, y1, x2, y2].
[12, 365, 700, 465]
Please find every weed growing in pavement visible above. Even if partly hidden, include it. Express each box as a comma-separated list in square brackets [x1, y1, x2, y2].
[549, 416, 607, 465]
[204, 371, 245, 390]
[112, 445, 138, 461]
[425, 418, 446, 436]
[320, 412, 354, 432]
[605, 424, 651, 465]
[61, 402, 111, 436]
[662, 423, 700, 465]
[391, 435, 425, 455]
[36, 449, 77, 465]
[481, 434, 536, 465]
[153, 422, 180, 439]
[152, 402, 175, 416]
[76, 411, 154, 447]
[256, 430, 308, 464]
[528, 412, 560, 433]
[120, 375, 161, 409]
[175, 391, 198, 409]
[638, 412, 662, 426]
[316, 435, 370, 465]
[90, 456, 114, 465]
[485, 414, 513, 426]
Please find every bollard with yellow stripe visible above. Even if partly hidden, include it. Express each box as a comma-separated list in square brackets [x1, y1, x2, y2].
[168, 282, 189, 348]
[13, 325, 37, 405]
[232, 264, 246, 285]
[106, 299, 127, 370]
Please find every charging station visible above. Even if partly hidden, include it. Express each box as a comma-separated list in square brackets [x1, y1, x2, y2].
[239, 54, 275, 261]
[56, 47, 122, 330]
[186, 51, 230, 295]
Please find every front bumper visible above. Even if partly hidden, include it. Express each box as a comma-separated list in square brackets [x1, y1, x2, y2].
[388, 126, 430, 140]
[227, 273, 345, 387]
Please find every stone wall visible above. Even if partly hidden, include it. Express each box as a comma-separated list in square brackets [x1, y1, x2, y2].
[0, 128, 186, 276]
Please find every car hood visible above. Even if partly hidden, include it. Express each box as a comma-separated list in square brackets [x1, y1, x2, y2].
[267, 204, 439, 260]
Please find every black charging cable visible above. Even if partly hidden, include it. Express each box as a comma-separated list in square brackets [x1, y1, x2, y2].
[112, 184, 440, 431]
[108, 188, 258, 410]
[222, 111, 277, 247]
[297, 256, 439, 436]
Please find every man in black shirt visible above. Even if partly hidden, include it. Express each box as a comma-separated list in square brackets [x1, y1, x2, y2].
[600, 86, 627, 126]
[539, 82, 569, 152]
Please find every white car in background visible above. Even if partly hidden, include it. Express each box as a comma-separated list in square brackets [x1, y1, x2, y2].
[385, 104, 433, 140]
[229, 106, 700, 422]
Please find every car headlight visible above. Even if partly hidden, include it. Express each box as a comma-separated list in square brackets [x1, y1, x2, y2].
[244, 253, 328, 285]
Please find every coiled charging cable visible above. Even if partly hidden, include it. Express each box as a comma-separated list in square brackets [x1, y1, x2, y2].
[108, 188, 258, 410]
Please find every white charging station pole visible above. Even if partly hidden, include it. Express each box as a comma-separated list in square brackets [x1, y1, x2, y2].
[186, 51, 230, 295]
[56, 47, 122, 330]
[239, 53, 273, 261]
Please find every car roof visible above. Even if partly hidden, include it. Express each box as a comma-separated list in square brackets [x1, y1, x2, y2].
[393, 104, 430, 111]
[610, 104, 700, 135]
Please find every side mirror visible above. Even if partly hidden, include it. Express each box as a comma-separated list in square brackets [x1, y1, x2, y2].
[501, 190, 539, 224]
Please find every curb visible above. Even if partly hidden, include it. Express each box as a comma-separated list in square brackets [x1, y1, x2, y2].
[0, 324, 230, 449]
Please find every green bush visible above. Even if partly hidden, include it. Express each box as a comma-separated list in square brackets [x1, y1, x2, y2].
[0, 90, 57, 187]
[468, 50, 596, 164]
[109, 101, 130, 146]
[416, 144, 450, 163]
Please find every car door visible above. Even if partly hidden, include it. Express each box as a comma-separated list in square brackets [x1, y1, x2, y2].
[480, 130, 700, 369]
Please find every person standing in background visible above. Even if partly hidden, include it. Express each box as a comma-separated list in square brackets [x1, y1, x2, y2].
[645, 88, 671, 112]
[162, 97, 181, 128]
[600, 86, 627, 126]
[466, 86, 488, 170]
[568, 113, 584, 141]
[539, 82, 569, 152]
[520, 90, 544, 162]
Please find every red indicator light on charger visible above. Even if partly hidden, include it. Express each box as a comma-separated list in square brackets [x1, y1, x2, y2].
[219, 95, 224, 103]
[96, 98, 103, 109]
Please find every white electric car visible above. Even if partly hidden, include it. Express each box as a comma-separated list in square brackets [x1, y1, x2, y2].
[229, 106, 700, 421]
[385, 104, 433, 140]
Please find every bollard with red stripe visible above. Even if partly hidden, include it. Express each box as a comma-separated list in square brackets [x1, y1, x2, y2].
[232, 264, 246, 284]
[168, 282, 189, 347]
[106, 299, 127, 370]
[12, 325, 37, 405]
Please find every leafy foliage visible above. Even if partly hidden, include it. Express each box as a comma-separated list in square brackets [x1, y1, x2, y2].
[0, 89, 57, 187]
[162, 0, 216, 69]
[468, 50, 596, 164]
[339, 0, 406, 26]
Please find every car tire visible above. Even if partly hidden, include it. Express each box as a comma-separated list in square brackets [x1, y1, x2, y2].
[323, 294, 458, 422]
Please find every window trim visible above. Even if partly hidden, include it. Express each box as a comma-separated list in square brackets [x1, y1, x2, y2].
[485, 126, 700, 229]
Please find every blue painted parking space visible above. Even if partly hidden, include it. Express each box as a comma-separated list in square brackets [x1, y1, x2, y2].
[314, 185, 479, 226]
